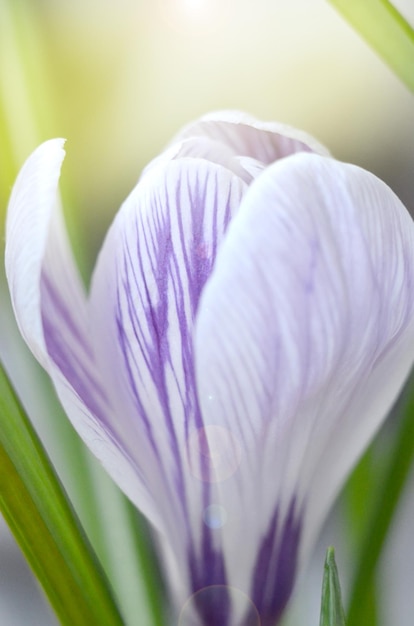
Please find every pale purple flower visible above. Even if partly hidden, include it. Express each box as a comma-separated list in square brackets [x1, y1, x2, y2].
[5, 111, 414, 625]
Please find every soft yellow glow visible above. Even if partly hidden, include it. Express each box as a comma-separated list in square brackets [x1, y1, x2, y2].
[155, 0, 234, 33]
[183, 0, 205, 11]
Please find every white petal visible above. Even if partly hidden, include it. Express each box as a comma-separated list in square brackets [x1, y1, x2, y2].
[142, 136, 258, 183]
[142, 111, 329, 197]
[170, 110, 330, 162]
[194, 152, 414, 617]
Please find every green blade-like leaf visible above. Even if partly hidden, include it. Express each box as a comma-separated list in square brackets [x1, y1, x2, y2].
[0, 361, 124, 626]
[326, 0, 414, 93]
[344, 451, 379, 625]
[347, 373, 414, 626]
[319, 547, 346, 626]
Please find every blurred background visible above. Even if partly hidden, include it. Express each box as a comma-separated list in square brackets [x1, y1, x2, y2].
[0, 0, 413, 624]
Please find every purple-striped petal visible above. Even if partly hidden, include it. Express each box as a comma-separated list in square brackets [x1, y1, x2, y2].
[5, 139, 67, 367]
[89, 158, 248, 606]
[194, 152, 414, 623]
[5, 140, 155, 522]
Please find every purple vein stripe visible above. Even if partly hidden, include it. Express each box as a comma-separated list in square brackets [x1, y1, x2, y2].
[250, 499, 301, 626]
[188, 522, 229, 625]
[41, 271, 110, 423]
[114, 166, 239, 531]
[41, 271, 151, 490]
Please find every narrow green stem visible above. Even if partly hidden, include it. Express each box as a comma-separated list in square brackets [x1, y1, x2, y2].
[326, 0, 414, 92]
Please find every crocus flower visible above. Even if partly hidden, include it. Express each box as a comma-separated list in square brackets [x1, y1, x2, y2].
[5, 111, 414, 626]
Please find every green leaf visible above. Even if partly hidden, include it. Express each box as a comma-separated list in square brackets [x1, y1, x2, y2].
[319, 547, 346, 626]
[0, 361, 124, 626]
[343, 451, 379, 625]
[346, 373, 414, 626]
[326, 0, 414, 93]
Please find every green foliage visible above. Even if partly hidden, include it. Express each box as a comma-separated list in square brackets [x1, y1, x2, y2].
[344, 449, 380, 625]
[326, 0, 414, 93]
[319, 547, 346, 626]
[346, 374, 414, 625]
[0, 362, 124, 626]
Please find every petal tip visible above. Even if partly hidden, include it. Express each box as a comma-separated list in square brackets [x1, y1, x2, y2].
[6, 137, 67, 236]
[5, 138, 69, 365]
